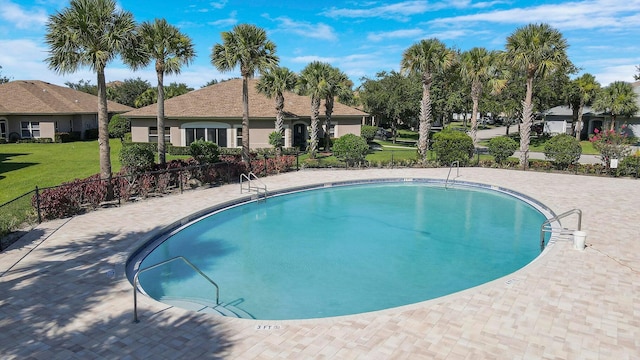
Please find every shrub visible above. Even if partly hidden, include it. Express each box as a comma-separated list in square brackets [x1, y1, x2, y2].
[432, 129, 474, 166]
[167, 144, 190, 156]
[487, 136, 518, 165]
[360, 125, 378, 143]
[120, 143, 155, 171]
[189, 139, 220, 164]
[268, 131, 284, 148]
[543, 134, 582, 169]
[108, 114, 130, 141]
[84, 128, 99, 140]
[590, 127, 632, 168]
[619, 153, 640, 177]
[332, 133, 370, 165]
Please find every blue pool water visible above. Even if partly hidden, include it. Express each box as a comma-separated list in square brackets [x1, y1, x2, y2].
[135, 181, 549, 320]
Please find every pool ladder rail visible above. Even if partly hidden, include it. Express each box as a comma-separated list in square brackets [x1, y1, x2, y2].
[540, 208, 582, 251]
[445, 161, 460, 189]
[133, 256, 220, 323]
[240, 172, 268, 201]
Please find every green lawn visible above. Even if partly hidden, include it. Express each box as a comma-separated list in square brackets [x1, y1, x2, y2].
[0, 140, 126, 203]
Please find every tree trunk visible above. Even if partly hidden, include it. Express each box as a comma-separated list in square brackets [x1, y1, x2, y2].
[275, 93, 284, 156]
[519, 76, 534, 170]
[156, 65, 166, 164]
[418, 72, 433, 164]
[575, 99, 584, 140]
[324, 97, 334, 151]
[470, 81, 481, 147]
[309, 96, 320, 159]
[242, 76, 250, 164]
[97, 69, 113, 199]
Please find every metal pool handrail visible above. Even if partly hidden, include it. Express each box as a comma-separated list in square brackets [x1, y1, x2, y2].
[445, 161, 460, 189]
[133, 255, 220, 323]
[540, 208, 582, 251]
[240, 172, 268, 200]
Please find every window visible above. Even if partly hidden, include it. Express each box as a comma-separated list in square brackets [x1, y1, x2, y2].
[21, 121, 40, 138]
[184, 127, 227, 147]
[236, 127, 242, 148]
[0, 120, 6, 140]
[148, 126, 171, 143]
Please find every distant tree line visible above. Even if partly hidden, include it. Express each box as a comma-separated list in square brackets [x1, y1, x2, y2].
[64, 78, 193, 108]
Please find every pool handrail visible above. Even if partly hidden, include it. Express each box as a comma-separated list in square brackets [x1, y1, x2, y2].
[539, 208, 582, 251]
[445, 161, 460, 189]
[240, 172, 268, 200]
[133, 255, 220, 323]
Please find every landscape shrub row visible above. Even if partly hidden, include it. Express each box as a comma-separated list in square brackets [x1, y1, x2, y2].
[32, 155, 297, 221]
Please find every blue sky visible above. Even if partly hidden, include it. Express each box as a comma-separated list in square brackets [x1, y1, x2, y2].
[1, 0, 639, 90]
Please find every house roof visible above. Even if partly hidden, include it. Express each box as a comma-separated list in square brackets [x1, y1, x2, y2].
[123, 78, 368, 119]
[0, 80, 132, 115]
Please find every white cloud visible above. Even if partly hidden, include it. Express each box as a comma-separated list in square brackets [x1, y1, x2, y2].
[428, 0, 640, 31]
[367, 29, 425, 42]
[0, 1, 48, 30]
[210, 0, 227, 10]
[593, 64, 638, 86]
[208, 10, 237, 27]
[322, 1, 432, 21]
[268, 16, 338, 41]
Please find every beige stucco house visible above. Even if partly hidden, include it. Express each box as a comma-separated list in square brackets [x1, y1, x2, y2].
[124, 78, 369, 150]
[0, 80, 132, 142]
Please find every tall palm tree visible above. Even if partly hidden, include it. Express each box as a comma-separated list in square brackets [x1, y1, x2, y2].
[400, 38, 455, 163]
[505, 23, 571, 168]
[297, 61, 330, 159]
[45, 0, 137, 198]
[593, 81, 639, 131]
[459, 47, 498, 147]
[320, 66, 353, 151]
[211, 24, 278, 164]
[572, 73, 600, 140]
[131, 18, 196, 164]
[256, 66, 297, 151]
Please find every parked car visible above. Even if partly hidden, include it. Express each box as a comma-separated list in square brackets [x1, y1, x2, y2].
[480, 117, 494, 125]
[375, 128, 392, 140]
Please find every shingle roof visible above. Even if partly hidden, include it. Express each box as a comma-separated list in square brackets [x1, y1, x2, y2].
[0, 80, 133, 115]
[123, 78, 368, 119]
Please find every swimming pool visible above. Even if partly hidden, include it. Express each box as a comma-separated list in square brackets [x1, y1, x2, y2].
[130, 179, 552, 320]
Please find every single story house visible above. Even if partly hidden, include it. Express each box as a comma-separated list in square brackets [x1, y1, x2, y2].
[124, 78, 369, 150]
[0, 80, 133, 141]
[544, 81, 640, 140]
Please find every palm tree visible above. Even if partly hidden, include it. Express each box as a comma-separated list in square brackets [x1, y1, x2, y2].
[131, 18, 196, 164]
[400, 38, 455, 163]
[505, 23, 571, 169]
[593, 81, 639, 131]
[256, 66, 297, 152]
[459, 47, 498, 147]
[572, 73, 600, 140]
[45, 0, 137, 197]
[297, 61, 330, 159]
[211, 24, 278, 164]
[320, 66, 353, 151]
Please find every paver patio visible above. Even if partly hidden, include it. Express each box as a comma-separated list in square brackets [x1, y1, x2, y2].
[1, 168, 638, 359]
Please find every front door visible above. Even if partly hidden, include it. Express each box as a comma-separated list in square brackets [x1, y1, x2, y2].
[293, 123, 307, 150]
[0, 120, 6, 141]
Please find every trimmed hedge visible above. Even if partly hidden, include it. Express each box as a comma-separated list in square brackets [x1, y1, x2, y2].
[432, 130, 474, 166]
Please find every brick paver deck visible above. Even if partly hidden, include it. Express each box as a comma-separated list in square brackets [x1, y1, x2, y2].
[1, 168, 638, 359]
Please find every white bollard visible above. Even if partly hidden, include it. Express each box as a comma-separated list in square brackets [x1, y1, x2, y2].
[573, 230, 587, 250]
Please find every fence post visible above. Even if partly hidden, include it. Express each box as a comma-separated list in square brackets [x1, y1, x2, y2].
[179, 169, 184, 194]
[296, 150, 299, 171]
[35, 186, 42, 224]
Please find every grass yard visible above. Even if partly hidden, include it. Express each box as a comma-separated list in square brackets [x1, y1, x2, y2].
[0, 140, 124, 203]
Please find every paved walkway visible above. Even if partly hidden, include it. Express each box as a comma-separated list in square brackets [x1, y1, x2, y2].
[1, 168, 639, 359]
